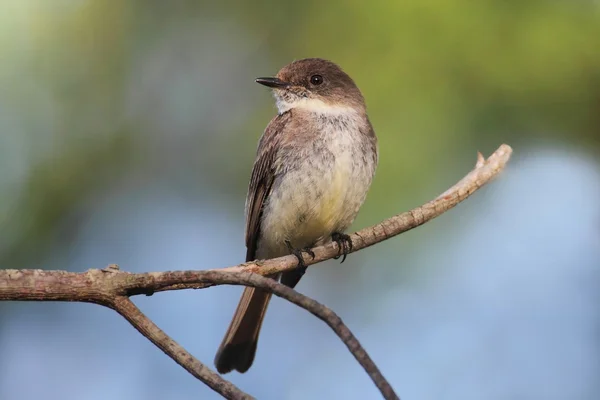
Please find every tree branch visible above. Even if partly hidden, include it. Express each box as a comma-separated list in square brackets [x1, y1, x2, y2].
[111, 296, 254, 400]
[0, 144, 512, 399]
[190, 271, 399, 400]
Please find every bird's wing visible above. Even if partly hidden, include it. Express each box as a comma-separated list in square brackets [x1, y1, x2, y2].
[244, 111, 291, 262]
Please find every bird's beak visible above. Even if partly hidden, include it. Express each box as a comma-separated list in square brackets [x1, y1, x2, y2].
[255, 77, 290, 89]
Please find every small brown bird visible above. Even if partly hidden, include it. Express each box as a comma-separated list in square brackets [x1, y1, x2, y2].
[214, 58, 378, 374]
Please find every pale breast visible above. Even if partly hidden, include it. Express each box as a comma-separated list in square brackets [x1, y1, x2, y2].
[257, 113, 376, 257]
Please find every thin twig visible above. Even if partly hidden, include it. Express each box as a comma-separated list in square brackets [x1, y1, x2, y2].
[0, 144, 513, 399]
[131, 144, 514, 293]
[110, 296, 254, 400]
[200, 271, 399, 400]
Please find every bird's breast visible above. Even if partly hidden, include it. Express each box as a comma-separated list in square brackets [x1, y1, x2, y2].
[258, 119, 375, 256]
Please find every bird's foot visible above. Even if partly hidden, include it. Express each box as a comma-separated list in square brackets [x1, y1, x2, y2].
[285, 240, 315, 280]
[331, 232, 353, 263]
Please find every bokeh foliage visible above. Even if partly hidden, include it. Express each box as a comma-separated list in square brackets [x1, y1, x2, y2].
[2, 0, 599, 269]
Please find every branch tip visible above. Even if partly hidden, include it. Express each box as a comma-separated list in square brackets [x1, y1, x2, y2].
[475, 151, 485, 168]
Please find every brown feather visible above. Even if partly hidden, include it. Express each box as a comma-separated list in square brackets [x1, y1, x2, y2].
[214, 111, 291, 374]
[243, 111, 291, 259]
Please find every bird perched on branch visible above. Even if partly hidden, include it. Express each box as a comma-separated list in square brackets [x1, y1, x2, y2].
[215, 58, 378, 374]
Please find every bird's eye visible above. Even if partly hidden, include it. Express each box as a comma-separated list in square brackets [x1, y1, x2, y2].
[310, 75, 324, 85]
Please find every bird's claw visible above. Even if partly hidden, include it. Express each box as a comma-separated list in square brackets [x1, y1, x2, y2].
[331, 232, 353, 263]
[285, 241, 315, 279]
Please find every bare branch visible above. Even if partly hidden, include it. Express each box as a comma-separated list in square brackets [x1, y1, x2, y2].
[132, 143, 514, 293]
[193, 271, 399, 400]
[0, 144, 513, 399]
[110, 296, 254, 400]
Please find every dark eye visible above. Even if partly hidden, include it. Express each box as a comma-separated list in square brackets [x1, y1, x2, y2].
[310, 74, 324, 85]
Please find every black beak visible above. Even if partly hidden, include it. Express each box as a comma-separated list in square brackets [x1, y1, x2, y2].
[255, 77, 289, 89]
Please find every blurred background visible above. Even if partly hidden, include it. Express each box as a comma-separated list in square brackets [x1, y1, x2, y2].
[1, 0, 599, 399]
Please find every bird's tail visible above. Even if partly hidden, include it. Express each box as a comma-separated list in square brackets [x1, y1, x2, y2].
[214, 286, 273, 373]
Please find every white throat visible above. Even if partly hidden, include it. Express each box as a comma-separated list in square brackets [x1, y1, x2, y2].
[276, 97, 358, 116]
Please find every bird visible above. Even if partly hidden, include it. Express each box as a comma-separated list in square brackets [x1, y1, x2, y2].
[214, 58, 378, 374]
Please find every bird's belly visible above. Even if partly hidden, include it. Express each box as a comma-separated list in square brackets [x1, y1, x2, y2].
[259, 147, 370, 256]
